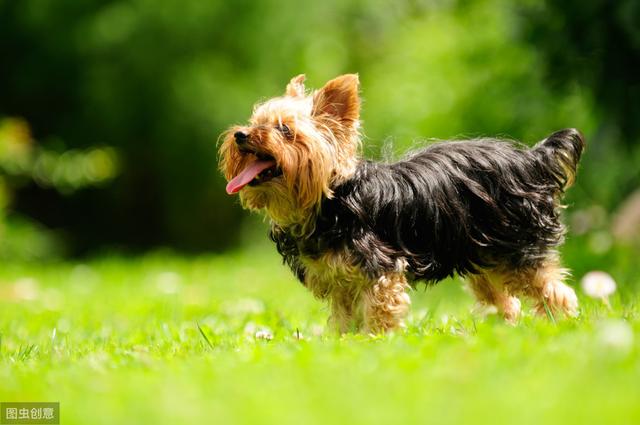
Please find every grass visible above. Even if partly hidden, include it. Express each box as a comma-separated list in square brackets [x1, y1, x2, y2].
[0, 238, 639, 425]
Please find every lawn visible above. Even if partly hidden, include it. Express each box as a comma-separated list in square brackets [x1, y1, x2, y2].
[0, 236, 638, 425]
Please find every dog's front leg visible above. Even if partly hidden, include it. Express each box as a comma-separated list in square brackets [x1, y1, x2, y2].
[327, 288, 361, 334]
[362, 273, 411, 334]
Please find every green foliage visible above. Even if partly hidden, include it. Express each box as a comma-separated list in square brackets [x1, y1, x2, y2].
[519, 0, 640, 208]
[1, 0, 637, 255]
[0, 117, 118, 259]
[0, 248, 638, 425]
[0, 118, 118, 192]
[520, 0, 640, 144]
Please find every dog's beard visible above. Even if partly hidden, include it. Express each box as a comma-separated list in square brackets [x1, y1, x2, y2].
[239, 180, 314, 233]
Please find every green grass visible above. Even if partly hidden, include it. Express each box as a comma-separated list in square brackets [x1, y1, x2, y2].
[1, 240, 639, 425]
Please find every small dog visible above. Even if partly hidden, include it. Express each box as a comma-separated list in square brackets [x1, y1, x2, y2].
[219, 74, 584, 333]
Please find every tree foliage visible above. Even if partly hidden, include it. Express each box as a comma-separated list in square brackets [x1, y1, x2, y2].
[0, 0, 636, 255]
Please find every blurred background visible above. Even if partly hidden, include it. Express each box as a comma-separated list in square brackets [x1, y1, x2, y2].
[1, 0, 639, 261]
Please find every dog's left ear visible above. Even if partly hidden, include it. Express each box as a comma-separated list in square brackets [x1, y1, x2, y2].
[312, 74, 360, 125]
[285, 74, 306, 97]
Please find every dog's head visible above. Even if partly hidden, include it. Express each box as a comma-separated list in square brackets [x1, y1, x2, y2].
[219, 74, 361, 228]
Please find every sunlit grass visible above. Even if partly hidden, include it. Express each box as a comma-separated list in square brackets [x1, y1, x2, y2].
[0, 245, 638, 425]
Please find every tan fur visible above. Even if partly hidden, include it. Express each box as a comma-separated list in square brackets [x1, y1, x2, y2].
[285, 74, 306, 98]
[301, 251, 410, 333]
[362, 273, 411, 333]
[468, 273, 522, 323]
[508, 257, 578, 318]
[468, 256, 578, 322]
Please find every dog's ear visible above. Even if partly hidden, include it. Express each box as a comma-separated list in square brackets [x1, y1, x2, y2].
[312, 74, 360, 124]
[285, 74, 306, 97]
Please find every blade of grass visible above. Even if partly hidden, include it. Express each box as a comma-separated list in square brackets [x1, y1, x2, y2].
[542, 299, 556, 324]
[196, 322, 215, 350]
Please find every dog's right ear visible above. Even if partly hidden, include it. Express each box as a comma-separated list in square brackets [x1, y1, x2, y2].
[312, 74, 360, 126]
[285, 74, 306, 97]
[312, 74, 361, 161]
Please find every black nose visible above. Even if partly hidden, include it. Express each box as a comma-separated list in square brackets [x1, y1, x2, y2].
[234, 131, 249, 144]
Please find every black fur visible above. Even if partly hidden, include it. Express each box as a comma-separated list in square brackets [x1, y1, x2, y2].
[271, 129, 584, 286]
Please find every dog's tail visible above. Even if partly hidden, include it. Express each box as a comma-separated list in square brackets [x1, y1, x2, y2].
[532, 128, 585, 192]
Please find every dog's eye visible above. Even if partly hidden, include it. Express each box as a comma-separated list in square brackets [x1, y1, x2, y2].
[276, 124, 293, 139]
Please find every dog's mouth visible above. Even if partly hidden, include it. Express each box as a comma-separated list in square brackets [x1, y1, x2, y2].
[225, 153, 282, 194]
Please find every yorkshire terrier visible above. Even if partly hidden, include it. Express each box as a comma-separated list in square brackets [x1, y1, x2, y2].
[219, 74, 584, 333]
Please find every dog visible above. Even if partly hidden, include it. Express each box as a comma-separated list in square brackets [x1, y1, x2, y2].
[219, 74, 584, 333]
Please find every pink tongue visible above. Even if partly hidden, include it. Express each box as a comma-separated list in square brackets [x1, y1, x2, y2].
[226, 159, 276, 194]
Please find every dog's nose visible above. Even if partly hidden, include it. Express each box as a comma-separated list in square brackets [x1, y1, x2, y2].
[234, 131, 249, 144]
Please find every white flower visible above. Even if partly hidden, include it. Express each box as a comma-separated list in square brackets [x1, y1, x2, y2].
[596, 319, 634, 353]
[255, 329, 273, 341]
[581, 271, 617, 299]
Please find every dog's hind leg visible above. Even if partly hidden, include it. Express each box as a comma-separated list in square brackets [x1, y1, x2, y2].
[512, 259, 579, 318]
[468, 273, 522, 323]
